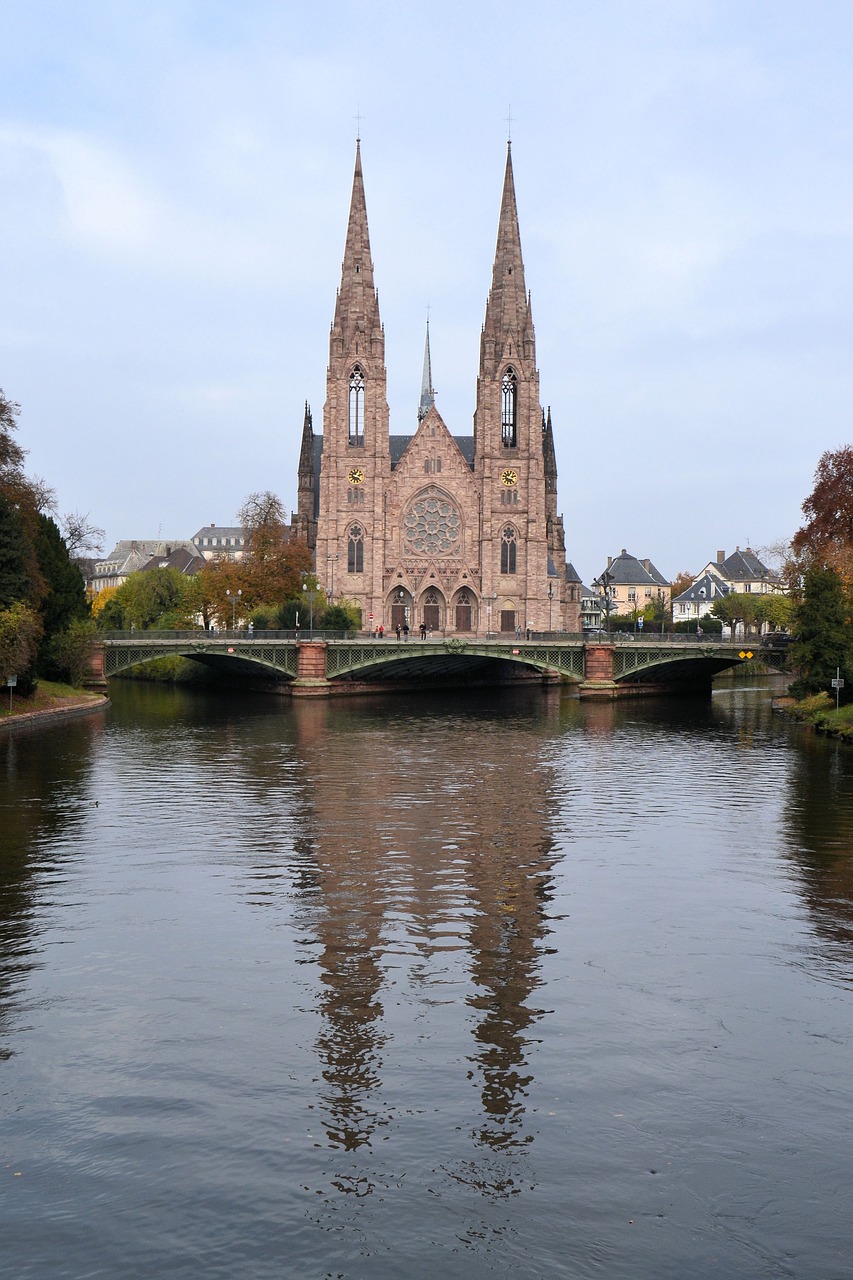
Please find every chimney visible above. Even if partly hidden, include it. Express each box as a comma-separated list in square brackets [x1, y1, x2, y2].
[717, 550, 725, 563]
[642, 558, 650, 572]
[607, 555, 613, 569]
[621, 548, 627, 556]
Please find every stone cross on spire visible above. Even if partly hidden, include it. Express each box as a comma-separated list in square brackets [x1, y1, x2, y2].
[417, 317, 435, 422]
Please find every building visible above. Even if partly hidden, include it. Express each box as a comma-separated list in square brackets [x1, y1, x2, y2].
[595, 549, 670, 618]
[671, 547, 784, 626]
[698, 547, 783, 596]
[295, 141, 579, 637]
[191, 525, 247, 561]
[90, 539, 198, 592]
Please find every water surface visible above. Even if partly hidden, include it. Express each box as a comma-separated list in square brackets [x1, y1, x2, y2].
[1, 680, 852, 1278]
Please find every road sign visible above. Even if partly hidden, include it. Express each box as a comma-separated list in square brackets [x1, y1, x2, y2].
[369, 613, 374, 620]
[831, 678, 844, 689]
[738, 651, 754, 660]
[6, 675, 16, 687]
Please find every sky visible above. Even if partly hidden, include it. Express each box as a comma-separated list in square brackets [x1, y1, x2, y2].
[1, 0, 852, 586]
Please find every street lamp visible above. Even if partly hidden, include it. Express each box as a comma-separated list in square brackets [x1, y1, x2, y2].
[326, 553, 339, 603]
[301, 572, 315, 634]
[593, 568, 614, 634]
[548, 581, 554, 633]
[225, 588, 242, 630]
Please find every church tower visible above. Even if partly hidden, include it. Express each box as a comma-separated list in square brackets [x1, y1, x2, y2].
[473, 143, 556, 633]
[315, 140, 390, 614]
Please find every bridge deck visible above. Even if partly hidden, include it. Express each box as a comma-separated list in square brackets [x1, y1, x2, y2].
[96, 631, 788, 693]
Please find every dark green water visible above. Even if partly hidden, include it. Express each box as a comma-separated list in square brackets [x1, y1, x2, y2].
[1, 679, 852, 1278]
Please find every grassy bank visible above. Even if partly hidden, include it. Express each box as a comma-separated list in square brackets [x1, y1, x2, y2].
[0, 678, 106, 722]
[778, 691, 853, 741]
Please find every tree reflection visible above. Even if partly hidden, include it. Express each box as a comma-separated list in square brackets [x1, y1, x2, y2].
[0, 718, 102, 1057]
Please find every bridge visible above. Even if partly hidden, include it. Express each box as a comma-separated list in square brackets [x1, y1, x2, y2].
[85, 631, 790, 698]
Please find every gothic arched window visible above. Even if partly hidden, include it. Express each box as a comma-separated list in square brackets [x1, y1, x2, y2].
[501, 526, 517, 575]
[501, 367, 518, 448]
[349, 365, 364, 446]
[348, 524, 364, 574]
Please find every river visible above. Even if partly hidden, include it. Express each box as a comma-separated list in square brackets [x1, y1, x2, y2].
[1, 678, 852, 1279]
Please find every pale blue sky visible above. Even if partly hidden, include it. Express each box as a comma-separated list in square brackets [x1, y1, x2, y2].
[1, 0, 851, 583]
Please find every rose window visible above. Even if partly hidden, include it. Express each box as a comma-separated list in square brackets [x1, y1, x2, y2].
[403, 495, 461, 555]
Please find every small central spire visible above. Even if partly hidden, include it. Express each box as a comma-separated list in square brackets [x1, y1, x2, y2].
[417, 317, 434, 422]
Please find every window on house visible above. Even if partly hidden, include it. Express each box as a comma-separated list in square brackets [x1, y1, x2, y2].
[501, 526, 517, 574]
[501, 368, 518, 447]
[349, 366, 364, 446]
[347, 525, 364, 574]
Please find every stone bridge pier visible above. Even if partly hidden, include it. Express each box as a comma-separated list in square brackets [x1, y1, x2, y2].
[293, 641, 330, 695]
[578, 643, 616, 700]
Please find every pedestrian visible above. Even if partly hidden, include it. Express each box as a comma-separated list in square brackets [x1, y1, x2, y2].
[403, 623, 409, 641]
[420, 622, 427, 640]
[378, 624, 384, 639]
[248, 620, 254, 637]
[396, 624, 401, 641]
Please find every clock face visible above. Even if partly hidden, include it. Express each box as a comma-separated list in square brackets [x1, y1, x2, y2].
[347, 467, 365, 485]
[501, 468, 519, 487]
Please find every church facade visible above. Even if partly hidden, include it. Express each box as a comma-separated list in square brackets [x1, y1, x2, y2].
[296, 141, 580, 637]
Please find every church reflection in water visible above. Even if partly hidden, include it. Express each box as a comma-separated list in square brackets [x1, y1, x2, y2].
[286, 694, 562, 1173]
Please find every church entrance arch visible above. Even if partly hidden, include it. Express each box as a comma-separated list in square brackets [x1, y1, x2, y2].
[452, 588, 477, 634]
[389, 587, 413, 633]
[420, 586, 445, 634]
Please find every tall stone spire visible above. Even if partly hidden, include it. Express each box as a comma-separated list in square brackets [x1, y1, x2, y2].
[481, 142, 534, 367]
[331, 139, 381, 348]
[417, 318, 434, 422]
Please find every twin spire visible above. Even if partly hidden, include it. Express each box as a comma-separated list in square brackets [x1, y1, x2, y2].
[336, 139, 530, 411]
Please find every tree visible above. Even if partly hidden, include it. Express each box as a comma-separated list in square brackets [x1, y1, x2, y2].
[670, 570, 694, 599]
[0, 600, 43, 687]
[711, 592, 760, 635]
[755, 593, 793, 632]
[61, 510, 105, 559]
[0, 389, 26, 476]
[33, 515, 90, 677]
[789, 565, 853, 701]
[50, 618, 98, 687]
[792, 447, 853, 581]
[100, 568, 199, 631]
[198, 492, 312, 624]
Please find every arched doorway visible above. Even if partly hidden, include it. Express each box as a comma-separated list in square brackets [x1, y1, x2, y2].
[420, 586, 444, 634]
[389, 587, 412, 633]
[453, 588, 476, 633]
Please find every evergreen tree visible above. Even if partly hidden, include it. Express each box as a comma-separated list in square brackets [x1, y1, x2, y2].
[0, 495, 32, 609]
[34, 515, 90, 678]
[790, 565, 853, 700]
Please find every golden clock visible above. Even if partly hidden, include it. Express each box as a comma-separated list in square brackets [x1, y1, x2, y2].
[347, 467, 365, 485]
[500, 469, 518, 487]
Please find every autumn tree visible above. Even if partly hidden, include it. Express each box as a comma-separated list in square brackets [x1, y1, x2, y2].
[792, 447, 853, 582]
[670, 570, 695, 599]
[790, 565, 853, 701]
[199, 492, 312, 624]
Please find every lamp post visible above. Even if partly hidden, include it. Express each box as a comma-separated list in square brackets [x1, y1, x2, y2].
[225, 588, 242, 630]
[548, 581, 554, 633]
[326, 553, 339, 604]
[593, 568, 614, 634]
[301, 572, 315, 634]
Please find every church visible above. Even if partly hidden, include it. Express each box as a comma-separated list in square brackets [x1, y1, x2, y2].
[295, 140, 581, 637]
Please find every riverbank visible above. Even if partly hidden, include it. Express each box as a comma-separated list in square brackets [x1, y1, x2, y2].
[0, 679, 109, 731]
[773, 690, 853, 742]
